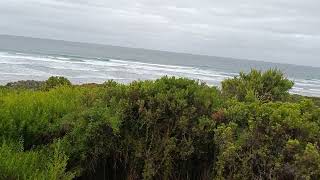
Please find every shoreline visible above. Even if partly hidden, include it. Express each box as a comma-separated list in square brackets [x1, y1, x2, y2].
[2, 78, 320, 99]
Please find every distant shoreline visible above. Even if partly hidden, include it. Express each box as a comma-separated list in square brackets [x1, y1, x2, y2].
[2, 78, 320, 101]
[1, 37, 320, 97]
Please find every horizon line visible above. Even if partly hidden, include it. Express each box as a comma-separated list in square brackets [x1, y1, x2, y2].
[0, 33, 319, 69]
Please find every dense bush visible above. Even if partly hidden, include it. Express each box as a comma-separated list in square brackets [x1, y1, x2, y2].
[0, 71, 319, 179]
[42, 76, 72, 91]
[222, 69, 294, 102]
[117, 77, 222, 179]
[0, 141, 74, 180]
[214, 100, 320, 179]
[0, 86, 83, 148]
[5, 80, 44, 90]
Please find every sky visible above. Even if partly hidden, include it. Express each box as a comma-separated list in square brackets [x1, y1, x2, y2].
[0, 0, 319, 66]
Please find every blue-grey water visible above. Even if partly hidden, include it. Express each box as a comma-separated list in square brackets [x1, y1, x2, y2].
[1, 35, 320, 97]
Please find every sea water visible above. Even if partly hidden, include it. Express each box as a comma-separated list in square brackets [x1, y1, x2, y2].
[1, 35, 320, 97]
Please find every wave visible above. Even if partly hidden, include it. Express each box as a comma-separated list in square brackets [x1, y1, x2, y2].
[1, 51, 320, 97]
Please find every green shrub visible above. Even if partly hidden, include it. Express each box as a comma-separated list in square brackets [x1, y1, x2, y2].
[5, 80, 44, 90]
[0, 141, 74, 180]
[42, 76, 72, 91]
[0, 86, 83, 148]
[222, 69, 294, 102]
[0, 71, 319, 180]
[117, 77, 222, 179]
[214, 100, 320, 179]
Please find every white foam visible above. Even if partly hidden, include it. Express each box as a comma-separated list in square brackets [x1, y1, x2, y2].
[1, 51, 320, 97]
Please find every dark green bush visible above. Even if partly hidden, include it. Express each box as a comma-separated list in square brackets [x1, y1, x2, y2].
[5, 80, 44, 90]
[116, 77, 222, 179]
[222, 69, 294, 102]
[214, 100, 320, 179]
[42, 76, 72, 90]
[0, 71, 319, 179]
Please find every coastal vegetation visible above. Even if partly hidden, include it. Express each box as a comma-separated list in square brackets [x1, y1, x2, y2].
[1, 69, 320, 179]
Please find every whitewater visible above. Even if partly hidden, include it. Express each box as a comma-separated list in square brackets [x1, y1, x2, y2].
[1, 51, 320, 97]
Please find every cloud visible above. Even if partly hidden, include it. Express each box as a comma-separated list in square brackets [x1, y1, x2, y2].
[167, 6, 198, 14]
[0, 0, 319, 66]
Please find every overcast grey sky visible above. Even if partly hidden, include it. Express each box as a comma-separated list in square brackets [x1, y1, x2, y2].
[0, 0, 319, 66]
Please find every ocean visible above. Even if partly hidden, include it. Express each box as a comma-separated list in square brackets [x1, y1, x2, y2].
[1, 35, 320, 97]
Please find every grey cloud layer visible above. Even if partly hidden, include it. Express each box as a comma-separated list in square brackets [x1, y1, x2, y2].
[0, 0, 319, 66]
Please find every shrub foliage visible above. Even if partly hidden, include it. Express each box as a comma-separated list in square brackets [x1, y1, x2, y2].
[222, 69, 294, 102]
[0, 70, 319, 179]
